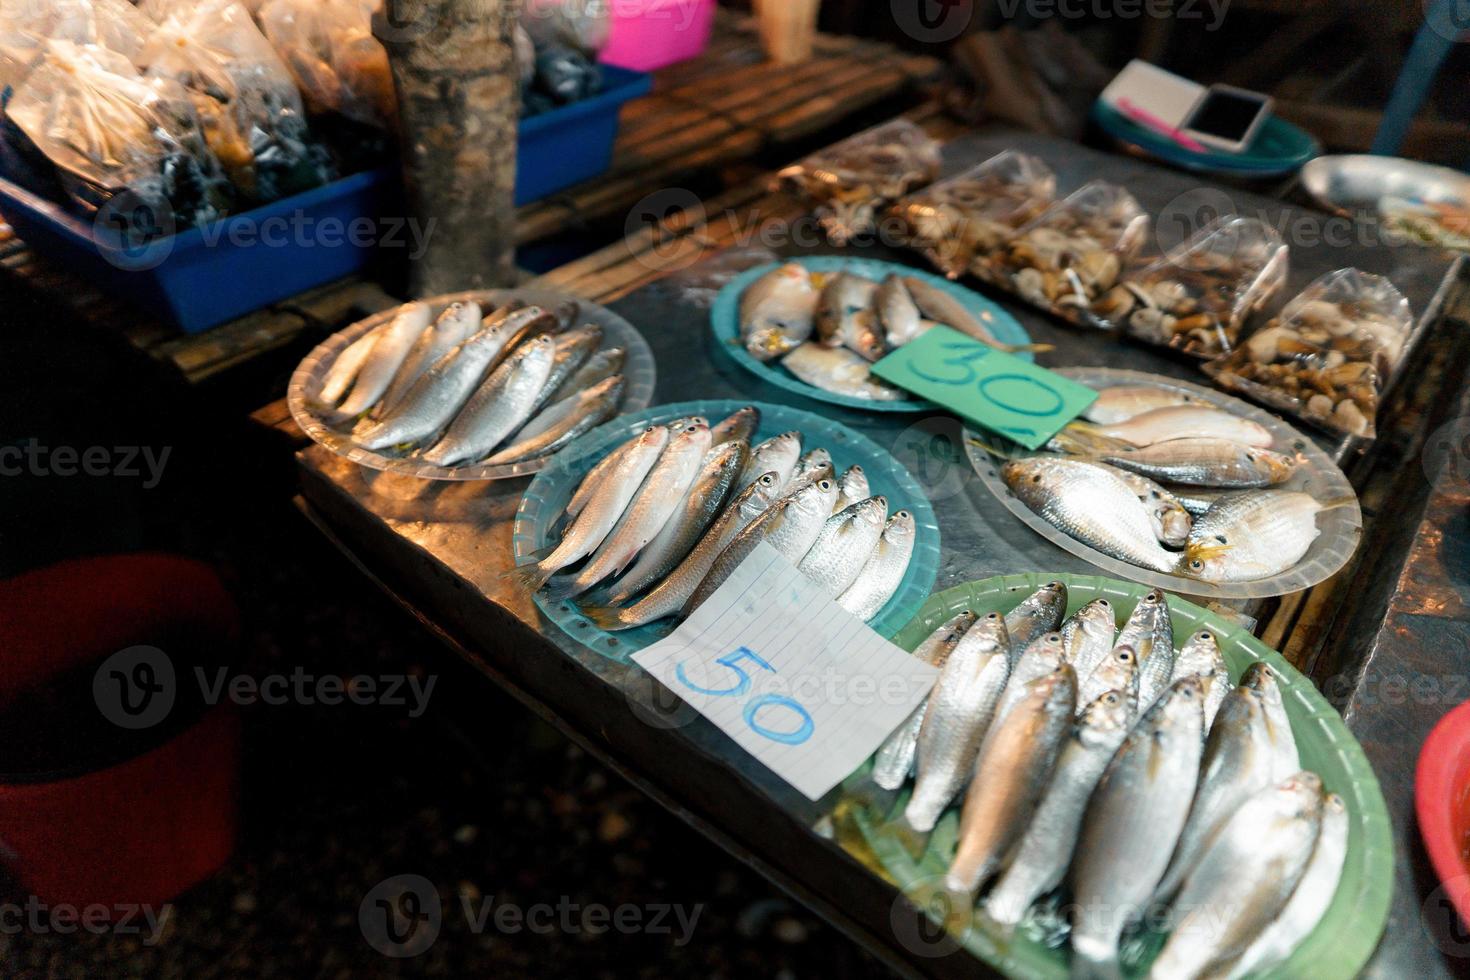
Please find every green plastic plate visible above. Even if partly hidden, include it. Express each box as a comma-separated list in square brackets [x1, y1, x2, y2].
[845, 572, 1392, 979]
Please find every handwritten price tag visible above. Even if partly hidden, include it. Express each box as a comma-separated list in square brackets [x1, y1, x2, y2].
[632, 541, 939, 801]
[871, 325, 1097, 450]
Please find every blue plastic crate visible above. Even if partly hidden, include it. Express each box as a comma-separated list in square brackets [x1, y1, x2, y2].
[0, 65, 650, 334]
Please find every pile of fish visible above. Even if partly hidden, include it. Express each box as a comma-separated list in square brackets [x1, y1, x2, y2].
[994, 382, 1352, 584]
[870, 582, 1347, 979]
[739, 262, 1035, 402]
[313, 298, 628, 468]
[514, 407, 919, 630]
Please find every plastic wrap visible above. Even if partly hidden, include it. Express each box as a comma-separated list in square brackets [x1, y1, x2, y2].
[776, 118, 942, 245]
[6, 40, 231, 230]
[141, 0, 333, 205]
[0, 0, 151, 89]
[1204, 269, 1412, 439]
[1094, 216, 1289, 358]
[980, 179, 1149, 324]
[521, 0, 612, 56]
[256, 0, 397, 129]
[890, 150, 1055, 280]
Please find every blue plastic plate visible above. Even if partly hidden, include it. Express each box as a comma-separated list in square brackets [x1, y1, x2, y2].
[710, 257, 1035, 414]
[512, 399, 942, 660]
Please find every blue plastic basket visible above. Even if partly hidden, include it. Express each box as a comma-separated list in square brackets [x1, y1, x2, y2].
[0, 66, 651, 334]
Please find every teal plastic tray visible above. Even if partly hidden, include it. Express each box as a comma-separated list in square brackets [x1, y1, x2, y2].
[710, 257, 1035, 413]
[513, 400, 942, 660]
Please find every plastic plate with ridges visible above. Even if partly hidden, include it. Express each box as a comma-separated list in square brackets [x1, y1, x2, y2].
[512, 400, 942, 660]
[845, 573, 1391, 980]
[965, 367, 1362, 600]
[711, 257, 1035, 413]
[288, 288, 657, 481]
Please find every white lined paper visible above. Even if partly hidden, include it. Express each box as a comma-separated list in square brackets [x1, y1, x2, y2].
[632, 541, 940, 800]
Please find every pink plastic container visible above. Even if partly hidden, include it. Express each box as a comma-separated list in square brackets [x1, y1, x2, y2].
[598, 0, 716, 72]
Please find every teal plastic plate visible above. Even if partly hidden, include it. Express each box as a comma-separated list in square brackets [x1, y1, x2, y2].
[843, 573, 1392, 980]
[1092, 102, 1321, 178]
[711, 257, 1035, 414]
[512, 400, 942, 661]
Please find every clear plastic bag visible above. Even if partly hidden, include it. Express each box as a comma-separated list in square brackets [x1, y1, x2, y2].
[6, 40, 232, 230]
[980, 179, 1149, 323]
[256, 0, 397, 129]
[1093, 216, 1288, 358]
[140, 0, 334, 204]
[1203, 268, 1412, 439]
[890, 150, 1055, 280]
[0, 0, 151, 89]
[521, 0, 611, 57]
[775, 118, 943, 245]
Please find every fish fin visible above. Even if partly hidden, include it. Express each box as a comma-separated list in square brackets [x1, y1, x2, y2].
[964, 433, 1026, 460]
[580, 604, 632, 633]
[506, 562, 553, 594]
[1047, 426, 1133, 457]
[1319, 495, 1358, 512]
[881, 816, 933, 861]
[542, 574, 587, 602]
[1002, 341, 1056, 355]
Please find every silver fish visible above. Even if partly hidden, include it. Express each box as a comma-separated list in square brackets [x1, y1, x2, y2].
[738, 431, 802, 494]
[1070, 678, 1205, 971]
[601, 440, 746, 605]
[1136, 604, 1177, 712]
[782, 343, 906, 401]
[1081, 384, 1198, 425]
[1082, 461, 1192, 547]
[527, 325, 601, 415]
[421, 335, 558, 466]
[378, 300, 481, 415]
[513, 425, 670, 591]
[354, 316, 523, 451]
[1078, 643, 1140, 720]
[1152, 668, 1282, 904]
[945, 666, 1077, 895]
[871, 611, 978, 791]
[1097, 438, 1297, 488]
[1171, 629, 1230, 728]
[815, 273, 879, 351]
[994, 631, 1066, 726]
[560, 346, 625, 395]
[876, 274, 926, 348]
[1060, 598, 1116, 681]
[1247, 662, 1301, 780]
[1091, 404, 1274, 448]
[1149, 773, 1324, 979]
[799, 497, 888, 598]
[337, 301, 432, 416]
[483, 376, 624, 465]
[711, 406, 761, 446]
[683, 476, 839, 617]
[790, 448, 834, 491]
[903, 275, 1010, 349]
[902, 612, 1012, 833]
[1001, 458, 1181, 573]
[1229, 792, 1348, 978]
[565, 418, 702, 521]
[585, 472, 786, 631]
[1003, 581, 1067, 664]
[1183, 490, 1349, 583]
[319, 325, 383, 405]
[985, 689, 1132, 928]
[740, 263, 818, 361]
[832, 465, 871, 514]
[553, 423, 713, 598]
[837, 510, 916, 621]
[1171, 486, 1228, 517]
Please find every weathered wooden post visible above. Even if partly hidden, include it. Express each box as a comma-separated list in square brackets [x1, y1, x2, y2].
[375, 0, 520, 295]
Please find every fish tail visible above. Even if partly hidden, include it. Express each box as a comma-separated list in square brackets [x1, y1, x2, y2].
[936, 884, 979, 934]
[1319, 494, 1358, 512]
[882, 815, 933, 861]
[1002, 341, 1056, 355]
[506, 561, 554, 594]
[847, 780, 902, 820]
[541, 574, 586, 602]
[1048, 425, 1132, 457]
[963, 433, 1025, 460]
[579, 604, 633, 632]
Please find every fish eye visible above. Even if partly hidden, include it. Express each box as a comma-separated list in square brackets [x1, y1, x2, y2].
[1047, 632, 1061, 641]
[1246, 452, 1257, 461]
[819, 480, 833, 491]
[1120, 650, 1133, 662]
[1189, 559, 1205, 570]
[1031, 474, 1043, 483]
[1104, 693, 1120, 704]
[1214, 534, 1227, 544]
[986, 612, 1000, 620]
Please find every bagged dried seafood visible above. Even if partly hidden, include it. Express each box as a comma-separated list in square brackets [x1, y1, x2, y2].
[1203, 268, 1412, 438]
[5, 40, 231, 230]
[256, 0, 397, 129]
[140, 0, 334, 205]
[776, 118, 942, 245]
[981, 179, 1148, 323]
[890, 149, 1055, 279]
[1094, 216, 1288, 358]
[0, 0, 151, 89]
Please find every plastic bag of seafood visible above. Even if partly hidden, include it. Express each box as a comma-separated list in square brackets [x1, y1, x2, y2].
[0, 0, 151, 90]
[1203, 269, 1412, 439]
[979, 180, 1149, 325]
[256, 0, 397, 129]
[1094, 216, 1288, 359]
[775, 118, 942, 246]
[889, 150, 1055, 280]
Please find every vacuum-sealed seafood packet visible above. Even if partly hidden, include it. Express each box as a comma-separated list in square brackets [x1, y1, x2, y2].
[6, 40, 231, 230]
[1204, 268, 1412, 438]
[1094, 216, 1288, 358]
[775, 118, 942, 245]
[890, 150, 1055, 279]
[140, 0, 334, 205]
[0, 0, 151, 89]
[981, 179, 1149, 323]
[256, 0, 397, 129]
